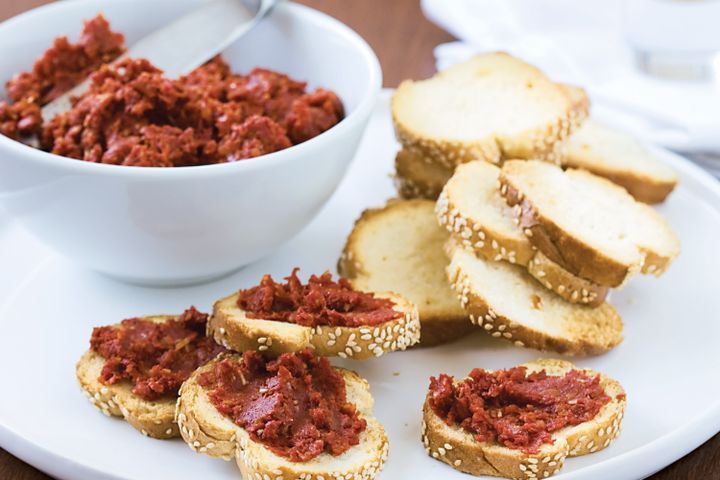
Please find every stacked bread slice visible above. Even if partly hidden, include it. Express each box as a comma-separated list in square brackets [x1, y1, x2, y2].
[443, 158, 679, 352]
[344, 157, 679, 354]
[561, 120, 678, 204]
[391, 53, 588, 200]
[437, 161, 609, 306]
[499, 160, 680, 286]
[392, 53, 586, 169]
[339, 199, 474, 346]
[392, 53, 677, 206]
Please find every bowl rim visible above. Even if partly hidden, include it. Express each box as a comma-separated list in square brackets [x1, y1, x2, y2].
[0, 0, 382, 179]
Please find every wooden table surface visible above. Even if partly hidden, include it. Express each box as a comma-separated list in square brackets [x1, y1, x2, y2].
[0, 0, 718, 479]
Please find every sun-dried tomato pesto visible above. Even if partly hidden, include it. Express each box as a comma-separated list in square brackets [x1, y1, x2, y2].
[90, 307, 226, 401]
[428, 367, 611, 453]
[236, 268, 401, 327]
[198, 349, 367, 462]
[0, 14, 125, 139]
[1, 16, 344, 166]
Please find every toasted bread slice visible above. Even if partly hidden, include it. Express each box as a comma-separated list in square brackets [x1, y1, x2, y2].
[75, 315, 180, 439]
[338, 199, 473, 346]
[177, 354, 389, 479]
[422, 358, 626, 479]
[391, 53, 586, 168]
[562, 120, 677, 204]
[437, 161, 608, 306]
[446, 241, 623, 355]
[394, 148, 453, 200]
[393, 83, 589, 201]
[500, 160, 680, 287]
[558, 83, 590, 122]
[209, 291, 420, 359]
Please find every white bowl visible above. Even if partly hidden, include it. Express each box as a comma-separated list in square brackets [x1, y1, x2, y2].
[0, 0, 381, 285]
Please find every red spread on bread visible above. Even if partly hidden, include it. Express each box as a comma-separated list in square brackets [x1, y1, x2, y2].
[428, 367, 611, 453]
[236, 268, 402, 327]
[2, 16, 343, 166]
[90, 307, 226, 400]
[198, 349, 367, 462]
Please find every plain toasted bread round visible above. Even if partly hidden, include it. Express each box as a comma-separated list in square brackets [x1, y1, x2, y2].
[562, 120, 677, 204]
[422, 358, 626, 479]
[392, 83, 590, 202]
[446, 241, 623, 356]
[209, 291, 421, 359]
[177, 353, 389, 480]
[500, 160, 680, 287]
[437, 160, 608, 306]
[338, 199, 474, 346]
[75, 315, 182, 439]
[391, 53, 587, 169]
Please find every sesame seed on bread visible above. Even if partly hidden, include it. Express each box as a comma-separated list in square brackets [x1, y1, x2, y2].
[394, 148, 453, 200]
[422, 358, 626, 479]
[562, 120, 677, 204]
[500, 160, 680, 287]
[445, 240, 623, 356]
[338, 199, 473, 346]
[177, 353, 389, 480]
[436, 160, 608, 306]
[75, 315, 184, 439]
[391, 53, 587, 168]
[209, 290, 421, 359]
[557, 83, 591, 125]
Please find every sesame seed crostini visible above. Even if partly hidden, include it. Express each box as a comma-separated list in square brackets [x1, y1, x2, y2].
[177, 349, 389, 480]
[76, 307, 225, 439]
[422, 359, 626, 479]
[208, 268, 421, 358]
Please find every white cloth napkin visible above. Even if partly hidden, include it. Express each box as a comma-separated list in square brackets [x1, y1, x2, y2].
[421, 0, 720, 154]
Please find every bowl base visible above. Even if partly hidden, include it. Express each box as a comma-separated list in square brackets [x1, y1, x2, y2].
[97, 265, 246, 288]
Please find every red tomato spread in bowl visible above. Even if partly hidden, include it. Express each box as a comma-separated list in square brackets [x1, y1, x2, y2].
[1, 15, 343, 166]
[428, 366, 614, 453]
[236, 268, 402, 327]
[198, 349, 367, 462]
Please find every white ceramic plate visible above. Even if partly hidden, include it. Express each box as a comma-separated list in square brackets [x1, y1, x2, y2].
[1, 91, 719, 480]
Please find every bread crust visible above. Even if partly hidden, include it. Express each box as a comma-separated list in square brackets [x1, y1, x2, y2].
[557, 84, 590, 125]
[178, 354, 389, 480]
[209, 291, 421, 359]
[338, 199, 474, 347]
[75, 315, 183, 439]
[499, 161, 680, 286]
[571, 166, 676, 205]
[503, 181, 633, 287]
[436, 189, 536, 267]
[527, 251, 608, 307]
[446, 241, 623, 356]
[437, 161, 608, 306]
[561, 120, 677, 204]
[394, 148, 454, 200]
[422, 359, 626, 479]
